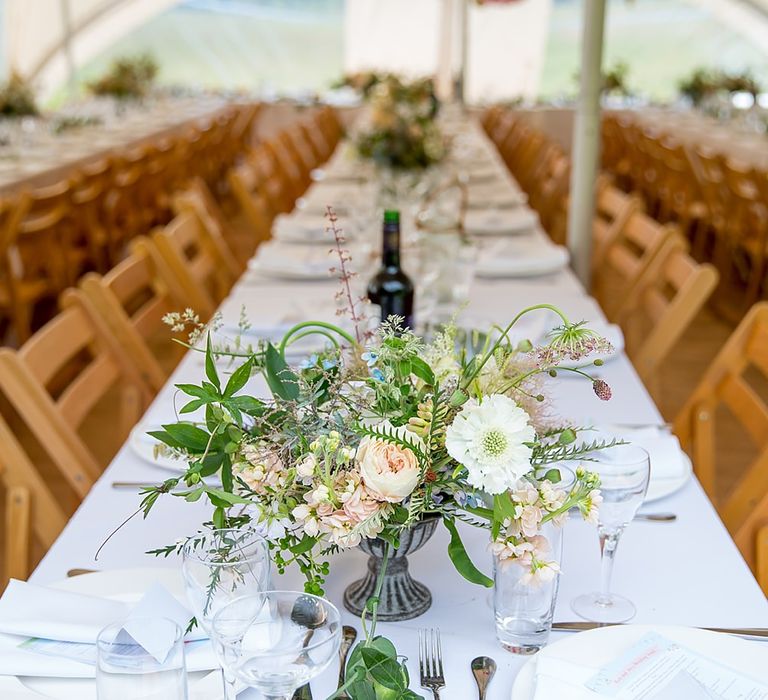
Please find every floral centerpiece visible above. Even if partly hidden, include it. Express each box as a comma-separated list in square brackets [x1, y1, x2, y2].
[136, 211, 615, 698]
[88, 53, 159, 100]
[356, 77, 444, 170]
[0, 72, 38, 117]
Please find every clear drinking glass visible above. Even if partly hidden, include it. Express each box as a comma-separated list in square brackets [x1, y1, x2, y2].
[182, 527, 270, 699]
[571, 445, 651, 623]
[210, 591, 342, 700]
[493, 521, 564, 655]
[96, 617, 187, 700]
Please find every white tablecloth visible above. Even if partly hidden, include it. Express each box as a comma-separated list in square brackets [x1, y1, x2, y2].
[28, 116, 768, 700]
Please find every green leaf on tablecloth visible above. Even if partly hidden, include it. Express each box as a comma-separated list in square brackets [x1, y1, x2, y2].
[179, 398, 206, 414]
[443, 516, 493, 587]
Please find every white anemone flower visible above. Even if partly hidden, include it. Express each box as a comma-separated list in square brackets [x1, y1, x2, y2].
[446, 394, 535, 494]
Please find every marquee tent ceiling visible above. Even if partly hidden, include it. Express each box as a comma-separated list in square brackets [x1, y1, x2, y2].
[4, 0, 768, 99]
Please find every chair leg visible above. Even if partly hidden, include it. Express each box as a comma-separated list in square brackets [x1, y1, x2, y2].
[11, 303, 32, 345]
[6, 486, 30, 582]
[758, 524, 768, 596]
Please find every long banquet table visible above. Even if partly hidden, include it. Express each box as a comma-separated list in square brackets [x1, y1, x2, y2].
[27, 111, 768, 699]
[0, 95, 230, 194]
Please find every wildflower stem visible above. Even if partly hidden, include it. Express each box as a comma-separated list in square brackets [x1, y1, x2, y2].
[462, 304, 571, 387]
[278, 321, 356, 354]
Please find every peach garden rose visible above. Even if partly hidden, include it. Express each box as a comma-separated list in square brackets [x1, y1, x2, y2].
[357, 423, 424, 503]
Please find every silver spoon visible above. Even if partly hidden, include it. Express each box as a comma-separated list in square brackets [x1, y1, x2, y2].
[335, 625, 358, 699]
[291, 595, 327, 700]
[471, 656, 496, 699]
[634, 512, 677, 522]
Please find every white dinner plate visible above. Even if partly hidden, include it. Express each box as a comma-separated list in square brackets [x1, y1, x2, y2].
[18, 569, 192, 700]
[511, 624, 768, 699]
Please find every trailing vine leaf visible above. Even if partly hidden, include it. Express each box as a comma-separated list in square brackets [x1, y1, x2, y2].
[443, 517, 493, 587]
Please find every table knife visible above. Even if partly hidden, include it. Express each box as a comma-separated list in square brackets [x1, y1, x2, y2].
[553, 621, 768, 639]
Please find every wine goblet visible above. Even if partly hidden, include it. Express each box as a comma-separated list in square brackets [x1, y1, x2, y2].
[210, 590, 342, 700]
[571, 445, 650, 623]
[182, 526, 270, 699]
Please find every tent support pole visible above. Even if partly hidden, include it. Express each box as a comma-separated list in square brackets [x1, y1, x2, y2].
[567, 0, 607, 287]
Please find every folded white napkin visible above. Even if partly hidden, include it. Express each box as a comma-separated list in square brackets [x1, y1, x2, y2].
[594, 426, 688, 481]
[465, 208, 539, 237]
[476, 238, 569, 278]
[0, 580, 127, 644]
[0, 581, 217, 678]
[533, 656, 600, 699]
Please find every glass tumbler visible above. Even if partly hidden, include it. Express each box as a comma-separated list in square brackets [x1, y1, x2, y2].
[96, 617, 187, 700]
[493, 521, 564, 655]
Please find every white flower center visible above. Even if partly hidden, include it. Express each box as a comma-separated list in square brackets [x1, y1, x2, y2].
[481, 429, 508, 458]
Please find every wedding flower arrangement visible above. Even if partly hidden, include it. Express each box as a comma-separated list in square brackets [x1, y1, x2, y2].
[88, 53, 159, 100]
[138, 212, 616, 697]
[356, 77, 444, 170]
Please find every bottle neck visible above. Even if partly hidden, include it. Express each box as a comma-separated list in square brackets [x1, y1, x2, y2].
[382, 224, 400, 267]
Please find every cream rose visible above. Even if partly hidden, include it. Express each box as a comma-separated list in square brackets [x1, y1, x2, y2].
[356, 424, 423, 503]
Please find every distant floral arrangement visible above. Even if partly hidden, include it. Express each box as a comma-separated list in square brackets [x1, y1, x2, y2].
[0, 73, 38, 117]
[678, 67, 762, 107]
[356, 76, 444, 170]
[88, 53, 159, 100]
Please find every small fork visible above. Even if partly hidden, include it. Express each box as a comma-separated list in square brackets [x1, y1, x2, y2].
[419, 628, 446, 699]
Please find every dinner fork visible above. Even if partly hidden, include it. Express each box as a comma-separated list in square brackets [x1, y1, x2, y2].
[419, 628, 446, 699]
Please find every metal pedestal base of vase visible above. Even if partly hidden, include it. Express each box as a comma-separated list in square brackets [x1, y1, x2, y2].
[344, 515, 440, 621]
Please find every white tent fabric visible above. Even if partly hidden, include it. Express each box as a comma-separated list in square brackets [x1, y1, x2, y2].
[4, 0, 181, 96]
[4, 0, 768, 101]
[344, 0, 553, 103]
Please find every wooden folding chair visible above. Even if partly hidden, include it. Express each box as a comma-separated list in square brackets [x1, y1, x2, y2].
[69, 158, 113, 274]
[228, 160, 277, 241]
[674, 302, 768, 589]
[173, 178, 243, 275]
[74, 239, 190, 395]
[147, 210, 236, 317]
[591, 182, 642, 273]
[614, 233, 718, 390]
[593, 209, 676, 321]
[0, 297, 153, 498]
[0, 413, 70, 584]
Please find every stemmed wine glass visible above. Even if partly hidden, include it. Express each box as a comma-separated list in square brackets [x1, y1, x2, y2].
[571, 445, 650, 623]
[210, 591, 342, 700]
[182, 526, 271, 700]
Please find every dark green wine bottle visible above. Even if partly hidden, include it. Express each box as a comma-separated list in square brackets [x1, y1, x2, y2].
[366, 210, 415, 331]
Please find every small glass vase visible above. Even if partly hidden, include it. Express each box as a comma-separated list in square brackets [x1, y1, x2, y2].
[493, 522, 564, 655]
[344, 514, 440, 621]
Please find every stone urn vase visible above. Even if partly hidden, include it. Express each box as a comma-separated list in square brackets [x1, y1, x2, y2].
[343, 514, 440, 621]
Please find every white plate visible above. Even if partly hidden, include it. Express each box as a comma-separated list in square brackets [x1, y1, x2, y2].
[19, 569, 190, 700]
[129, 423, 187, 473]
[511, 624, 768, 699]
[644, 453, 693, 502]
